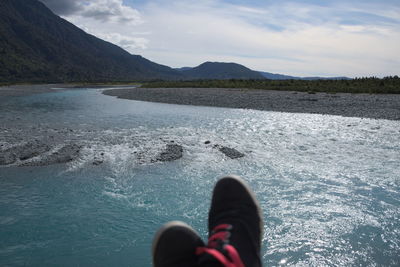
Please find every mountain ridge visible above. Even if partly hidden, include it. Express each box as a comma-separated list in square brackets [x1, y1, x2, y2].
[176, 62, 265, 80]
[0, 0, 350, 83]
[259, 71, 350, 80]
[0, 0, 183, 83]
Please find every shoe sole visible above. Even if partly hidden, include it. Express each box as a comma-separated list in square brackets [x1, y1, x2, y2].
[152, 221, 201, 264]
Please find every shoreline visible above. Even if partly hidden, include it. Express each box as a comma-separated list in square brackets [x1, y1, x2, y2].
[0, 84, 138, 97]
[1, 84, 399, 120]
[103, 87, 400, 121]
[0, 84, 68, 97]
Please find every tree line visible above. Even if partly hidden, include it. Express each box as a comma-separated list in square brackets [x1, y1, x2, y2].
[142, 76, 400, 94]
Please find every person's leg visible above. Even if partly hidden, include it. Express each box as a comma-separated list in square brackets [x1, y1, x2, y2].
[152, 221, 205, 267]
[197, 175, 263, 267]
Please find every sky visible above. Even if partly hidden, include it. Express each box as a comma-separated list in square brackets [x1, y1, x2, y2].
[39, 0, 400, 77]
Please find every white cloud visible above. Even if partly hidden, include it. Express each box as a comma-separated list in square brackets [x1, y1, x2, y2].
[79, 0, 142, 24]
[58, 0, 400, 77]
[40, 0, 81, 15]
[97, 33, 148, 50]
[56, 0, 148, 54]
[44, 0, 143, 25]
[131, 1, 399, 77]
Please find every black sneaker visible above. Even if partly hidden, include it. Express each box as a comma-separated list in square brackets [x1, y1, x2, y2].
[152, 221, 205, 267]
[197, 175, 263, 267]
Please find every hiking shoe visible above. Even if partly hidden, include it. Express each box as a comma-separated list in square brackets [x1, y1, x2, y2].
[152, 221, 205, 267]
[197, 175, 263, 267]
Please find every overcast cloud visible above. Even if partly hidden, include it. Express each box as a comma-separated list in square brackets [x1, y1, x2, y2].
[39, 0, 400, 77]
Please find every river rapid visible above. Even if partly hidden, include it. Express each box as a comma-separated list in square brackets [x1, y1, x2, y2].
[0, 88, 399, 266]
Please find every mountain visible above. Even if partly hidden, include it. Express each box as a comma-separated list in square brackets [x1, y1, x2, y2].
[0, 0, 349, 84]
[174, 67, 193, 72]
[301, 76, 351, 80]
[0, 0, 182, 83]
[259, 71, 350, 80]
[177, 62, 265, 80]
[259, 71, 298, 80]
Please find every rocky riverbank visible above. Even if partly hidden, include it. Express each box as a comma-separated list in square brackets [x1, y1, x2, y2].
[103, 87, 400, 120]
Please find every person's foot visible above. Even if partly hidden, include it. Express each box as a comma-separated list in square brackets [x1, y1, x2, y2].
[152, 221, 205, 267]
[198, 175, 263, 267]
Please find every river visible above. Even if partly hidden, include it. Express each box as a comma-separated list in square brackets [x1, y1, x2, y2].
[0, 87, 399, 266]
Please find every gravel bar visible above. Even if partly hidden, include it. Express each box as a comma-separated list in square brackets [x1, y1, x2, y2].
[103, 87, 400, 120]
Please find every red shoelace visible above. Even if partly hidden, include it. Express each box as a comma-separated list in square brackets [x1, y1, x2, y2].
[196, 224, 245, 267]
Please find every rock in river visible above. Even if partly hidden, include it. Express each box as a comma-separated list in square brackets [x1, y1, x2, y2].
[21, 143, 81, 166]
[0, 140, 50, 165]
[156, 144, 183, 162]
[218, 146, 245, 159]
[0, 141, 81, 166]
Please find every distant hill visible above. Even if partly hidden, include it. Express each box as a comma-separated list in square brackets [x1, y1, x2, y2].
[177, 62, 265, 80]
[301, 76, 351, 80]
[0, 0, 182, 83]
[0, 0, 350, 84]
[258, 71, 298, 80]
[174, 67, 193, 72]
[259, 71, 350, 80]
[178, 66, 350, 81]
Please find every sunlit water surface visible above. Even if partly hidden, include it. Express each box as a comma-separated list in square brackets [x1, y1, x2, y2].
[0, 88, 399, 266]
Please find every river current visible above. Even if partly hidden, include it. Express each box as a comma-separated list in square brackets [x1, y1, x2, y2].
[0, 88, 399, 266]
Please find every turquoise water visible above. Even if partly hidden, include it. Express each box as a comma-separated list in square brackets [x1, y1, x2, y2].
[0, 88, 399, 266]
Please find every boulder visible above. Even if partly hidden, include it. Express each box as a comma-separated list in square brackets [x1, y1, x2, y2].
[218, 146, 245, 159]
[0, 140, 50, 165]
[156, 144, 183, 162]
[21, 143, 81, 166]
